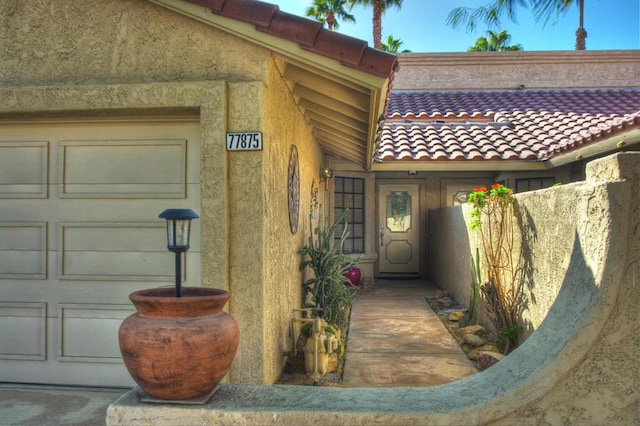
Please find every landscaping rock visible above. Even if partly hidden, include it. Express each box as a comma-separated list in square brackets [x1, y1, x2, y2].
[467, 345, 501, 360]
[435, 290, 449, 299]
[448, 311, 465, 321]
[457, 324, 485, 336]
[462, 333, 485, 347]
[436, 297, 453, 308]
[437, 308, 467, 315]
[477, 351, 505, 370]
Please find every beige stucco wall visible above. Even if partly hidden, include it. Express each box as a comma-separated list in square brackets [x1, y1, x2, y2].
[261, 59, 325, 383]
[1, 0, 323, 385]
[429, 153, 640, 346]
[226, 59, 324, 384]
[0, 0, 267, 86]
[394, 50, 640, 90]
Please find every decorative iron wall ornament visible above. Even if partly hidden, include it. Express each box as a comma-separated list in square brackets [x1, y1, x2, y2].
[288, 145, 300, 234]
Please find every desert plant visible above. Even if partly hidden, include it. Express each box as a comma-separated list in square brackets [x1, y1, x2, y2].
[468, 183, 525, 353]
[467, 247, 482, 326]
[299, 209, 358, 331]
[495, 324, 523, 353]
[460, 247, 482, 328]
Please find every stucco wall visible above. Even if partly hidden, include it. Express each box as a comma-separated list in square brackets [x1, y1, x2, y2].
[428, 153, 640, 344]
[1, 0, 321, 385]
[0, 0, 267, 86]
[394, 51, 640, 90]
[260, 59, 325, 383]
[224, 81, 266, 384]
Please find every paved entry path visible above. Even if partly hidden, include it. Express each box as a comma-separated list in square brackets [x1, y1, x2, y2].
[342, 279, 478, 387]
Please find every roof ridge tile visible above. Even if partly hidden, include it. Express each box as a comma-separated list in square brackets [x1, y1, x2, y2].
[184, 0, 397, 78]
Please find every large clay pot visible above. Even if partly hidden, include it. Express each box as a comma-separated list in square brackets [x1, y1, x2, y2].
[118, 287, 239, 400]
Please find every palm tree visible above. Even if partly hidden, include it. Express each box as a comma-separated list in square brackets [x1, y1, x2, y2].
[468, 30, 523, 51]
[348, 0, 403, 50]
[306, 0, 355, 31]
[447, 0, 587, 50]
[380, 35, 411, 53]
[446, 0, 526, 33]
[532, 0, 586, 50]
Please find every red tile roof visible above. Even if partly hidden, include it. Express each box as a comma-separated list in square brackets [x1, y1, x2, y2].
[377, 89, 640, 162]
[184, 0, 397, 78]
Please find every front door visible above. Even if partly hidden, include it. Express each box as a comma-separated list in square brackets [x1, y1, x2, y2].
[377, 184, 420, 276]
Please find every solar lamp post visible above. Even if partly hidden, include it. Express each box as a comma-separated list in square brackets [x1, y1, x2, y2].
[158, 209, 199, 297]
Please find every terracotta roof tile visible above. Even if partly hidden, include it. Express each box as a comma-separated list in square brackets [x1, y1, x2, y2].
[184, 0, 397, 78]
[378, 88, 640, 162]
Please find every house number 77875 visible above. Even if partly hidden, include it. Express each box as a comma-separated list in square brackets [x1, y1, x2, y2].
[226, 132, 262, 151]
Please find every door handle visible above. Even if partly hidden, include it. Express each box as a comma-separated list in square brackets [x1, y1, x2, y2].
[380, 224, 384, 247]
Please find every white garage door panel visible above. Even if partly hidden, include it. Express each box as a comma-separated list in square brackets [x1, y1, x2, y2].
[59, 140, 186, 198]
[0, 222, 47, 278]
[0, 303, 47, 360]
[58, 223, 173, 280]
[0, 119, 201, 387]
[58, 304, 134, 362]
[0, 142, 48, 198]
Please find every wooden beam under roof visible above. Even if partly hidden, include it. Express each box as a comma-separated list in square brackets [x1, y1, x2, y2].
[309, 118, 367, 140]
[304, 109, 368, 134]
[297, 95, 369, 123]
[290, 80, 370, 113]
[299, 99, 369, 133]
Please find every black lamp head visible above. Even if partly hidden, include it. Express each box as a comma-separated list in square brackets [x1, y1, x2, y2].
[159, 209, 199, 252]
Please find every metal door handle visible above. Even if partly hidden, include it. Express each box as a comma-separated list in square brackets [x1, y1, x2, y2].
[380, 229, 384, 247]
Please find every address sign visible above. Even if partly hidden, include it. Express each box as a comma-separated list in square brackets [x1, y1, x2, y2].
[226, 132, 262, 151]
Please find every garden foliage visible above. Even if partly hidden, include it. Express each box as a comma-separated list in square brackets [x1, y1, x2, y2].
[299, 209, 357, 332]
[468, 184, 525, 353]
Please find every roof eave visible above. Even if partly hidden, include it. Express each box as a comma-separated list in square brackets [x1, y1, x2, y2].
[371, 160, 549, 172]
[148, 0, 396, 170]
[545, 129, 640, 168]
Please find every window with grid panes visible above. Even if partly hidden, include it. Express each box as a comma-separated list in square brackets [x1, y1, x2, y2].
[334, 177, 365, 254]
[515, 177, 556, 193]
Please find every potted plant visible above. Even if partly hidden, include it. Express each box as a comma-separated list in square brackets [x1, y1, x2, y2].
[299, 209, 359, 337]
[118, 209, 239, 401]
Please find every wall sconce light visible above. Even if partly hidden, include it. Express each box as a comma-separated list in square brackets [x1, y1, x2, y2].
[159, 208, 199, 297]
[320, 168, 333, 191]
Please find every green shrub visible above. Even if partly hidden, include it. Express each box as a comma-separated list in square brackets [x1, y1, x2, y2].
[299, 209, 358, 331]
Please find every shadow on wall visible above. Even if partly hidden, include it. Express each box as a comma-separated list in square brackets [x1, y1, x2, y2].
[427, 205, 471, 306]
[515, 202, 537, 341]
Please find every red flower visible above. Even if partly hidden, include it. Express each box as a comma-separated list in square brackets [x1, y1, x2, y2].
[474, 186, 488, 193]
[491, 183, 501, 190]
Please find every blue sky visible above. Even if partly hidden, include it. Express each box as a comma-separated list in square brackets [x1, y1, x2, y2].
[272, 0, 640, 52]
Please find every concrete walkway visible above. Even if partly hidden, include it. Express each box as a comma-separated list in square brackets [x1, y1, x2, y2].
[0, 384, 125, 425]
[342, 278, 478, 387]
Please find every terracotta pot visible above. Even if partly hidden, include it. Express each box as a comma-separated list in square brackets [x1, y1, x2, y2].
[118, 287, 239, 400]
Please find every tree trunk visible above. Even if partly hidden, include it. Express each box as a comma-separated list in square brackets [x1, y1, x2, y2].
[575, 0, 587, 50]
[373, 1, 382, 50]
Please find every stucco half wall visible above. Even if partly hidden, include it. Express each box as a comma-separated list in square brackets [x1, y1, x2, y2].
[107, 152, 638, 424]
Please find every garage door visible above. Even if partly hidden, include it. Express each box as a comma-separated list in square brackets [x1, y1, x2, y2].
[0, 118, 201, 387]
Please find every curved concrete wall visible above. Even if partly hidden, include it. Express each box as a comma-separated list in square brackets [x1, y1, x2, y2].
[108, 155, 638, 424]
